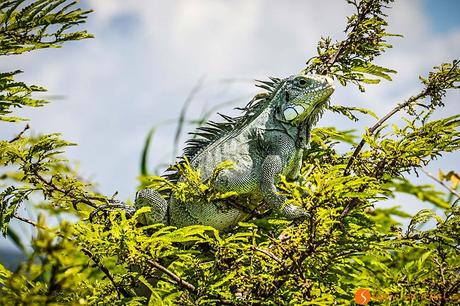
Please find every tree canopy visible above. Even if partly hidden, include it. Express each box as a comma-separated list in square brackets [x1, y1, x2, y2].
[1, 0, 459, 305]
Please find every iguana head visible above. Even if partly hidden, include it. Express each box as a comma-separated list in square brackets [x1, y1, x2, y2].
[181, 73, 334, 161]
[275, 73, 334, 125]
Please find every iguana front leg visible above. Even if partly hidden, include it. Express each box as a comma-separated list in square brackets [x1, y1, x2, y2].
[260, 154, 308, 219]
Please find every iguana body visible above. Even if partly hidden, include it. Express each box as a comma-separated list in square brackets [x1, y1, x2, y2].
[135, 73, 334, 230]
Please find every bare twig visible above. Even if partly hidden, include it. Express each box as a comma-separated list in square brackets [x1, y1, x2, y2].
[12, 213, 47, 230]
[12, 213, 72, 241]
[9, 124, 30, 143]
[421, 168, 460, 200]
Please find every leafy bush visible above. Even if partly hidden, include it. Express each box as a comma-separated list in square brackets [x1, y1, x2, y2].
[1, 0, 459, 305]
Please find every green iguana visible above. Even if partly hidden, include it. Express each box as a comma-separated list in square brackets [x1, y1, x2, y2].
[134, 73, 334, 230]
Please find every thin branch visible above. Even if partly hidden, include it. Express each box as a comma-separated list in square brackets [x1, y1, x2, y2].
[88, 202, 132, 221]
[12, 213, 75, 244]
[12, 213, 46, 230]
[433, 257, 446, 286]
[344, 89, 428, 175]
[253, 244, 307, 282]
[144, 255, 235, 305]
[339, 198, 357, 219]
[252, 246, 283, 264]
[146, 259, 197, 293]
[29, 167, 98, 209]
[9, 124, 30, 143]
[322, 0, 373, 74]
[339, 95, 430, 217]
[421, 168, 460, 200]
[80, 247, 131, 298]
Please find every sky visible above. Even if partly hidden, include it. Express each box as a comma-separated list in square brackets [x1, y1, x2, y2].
[0, 0, 459, 253]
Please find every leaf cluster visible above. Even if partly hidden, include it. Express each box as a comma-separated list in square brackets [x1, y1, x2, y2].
[142, 157, 238, 204]
[0, 70, 47, 122]
[0, 0, 93, 122]
[305, 0, 397, 91]
[0, 0, 92, 55]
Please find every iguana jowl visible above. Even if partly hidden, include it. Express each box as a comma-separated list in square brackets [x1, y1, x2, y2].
[135, 73, 334, 230]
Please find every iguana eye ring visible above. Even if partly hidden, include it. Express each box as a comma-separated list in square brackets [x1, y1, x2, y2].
[296, 77, 312, 87]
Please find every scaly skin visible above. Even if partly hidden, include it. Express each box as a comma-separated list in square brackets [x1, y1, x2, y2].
[135, 73, 334, 230]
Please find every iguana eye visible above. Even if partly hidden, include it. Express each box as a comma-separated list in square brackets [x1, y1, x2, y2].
[296, 78, 311, 87]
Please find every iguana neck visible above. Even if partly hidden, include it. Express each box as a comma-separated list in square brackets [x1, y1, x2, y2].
[296, 122, 311, 149]
[267, 106, 311, 149]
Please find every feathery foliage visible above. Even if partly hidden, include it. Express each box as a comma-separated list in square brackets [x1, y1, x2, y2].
[305, 0, 398, 91]
[0, 0, 92, 55]
[0, 0, 459, 305]
[0, 0, 92, 122]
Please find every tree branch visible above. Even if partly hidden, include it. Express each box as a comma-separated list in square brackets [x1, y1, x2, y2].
[28, 167, 98, 209]
[144, 258, 235, 305]
[421, 168, 460, 200]
[344, 89, 429, 175]
[252, 246, 283, 264]
[81, 247, 132, 298]
[8, 124, 30, 143]
[146, 258, 197, 293]
[12, 213, 46, 230]
[88, 202, 132, 221]
[322, 0, 373, 74]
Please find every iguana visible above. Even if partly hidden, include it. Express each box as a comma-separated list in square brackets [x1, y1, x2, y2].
[134, 73, 334, 230]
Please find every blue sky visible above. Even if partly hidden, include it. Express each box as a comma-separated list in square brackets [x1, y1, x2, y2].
[1, 0, 459, 252]
[422, 0, 460, 33]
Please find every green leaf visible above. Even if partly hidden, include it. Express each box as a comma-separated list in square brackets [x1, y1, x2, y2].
[0, 0, 93, 55]
[139, 276, 164, 306]
[392, 178, 450, 209]
[329, 105, 378, 121]
[352, 63, 397, 81]
[6, 225, 26, 253]
[407, 209, 439, 234]
[417, 250, 433, 271]
[140, 127, 155, 176]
